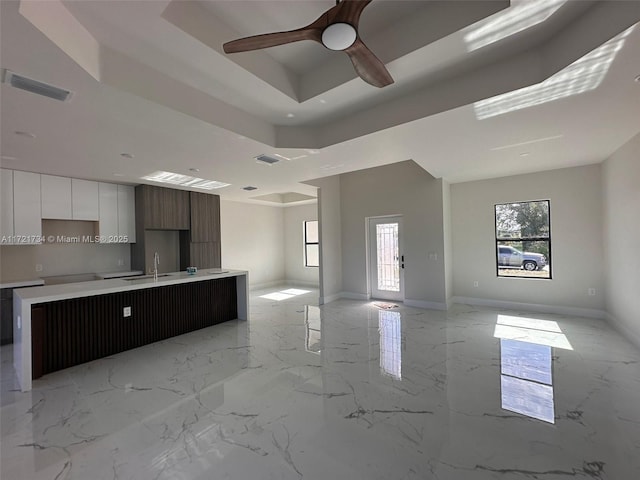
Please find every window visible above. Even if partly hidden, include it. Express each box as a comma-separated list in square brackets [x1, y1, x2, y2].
[304, 220, 319, 267]
[495, 200, 551, 279]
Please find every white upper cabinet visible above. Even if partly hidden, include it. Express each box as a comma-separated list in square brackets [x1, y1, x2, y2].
[72, 179, 99, 221]
[117, 185, 136, 243]
[3, 171, 134, 245]
[98, 182, 136, 243]
[13, 171, 42, 242]
[98, 182, 118, 241]
[1, 169, 14, 239]
[41, 174, 72, 219]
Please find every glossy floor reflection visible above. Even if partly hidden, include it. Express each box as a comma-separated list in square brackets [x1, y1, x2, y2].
[2, 287, 639, 479]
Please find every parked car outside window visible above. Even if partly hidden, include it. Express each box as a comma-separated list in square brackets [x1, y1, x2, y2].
[497, 245, 547, 271]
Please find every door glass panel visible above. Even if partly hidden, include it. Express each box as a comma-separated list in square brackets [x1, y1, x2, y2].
[376, 223, 400, 292]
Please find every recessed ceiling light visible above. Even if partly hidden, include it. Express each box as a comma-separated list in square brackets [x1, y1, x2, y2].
[319, 99, 327, 104]
[635, 74, 640, 83]
[1, 155, 18, 161]
[14, 131, 35, 139]
[113, 173, 125, 177]
[120, 153, 134, 159]
[189, 168, 200, 173]
[286, 113, 295, 118]
[520, 152, 530, 157]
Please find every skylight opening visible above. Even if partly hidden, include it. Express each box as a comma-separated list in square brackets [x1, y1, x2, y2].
[474, 26, 634, 120]
[141, 170, 230, 190]
[464, 0, 567, 51]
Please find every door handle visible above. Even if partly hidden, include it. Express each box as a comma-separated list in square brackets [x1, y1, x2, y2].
[401, 255, 404, 269]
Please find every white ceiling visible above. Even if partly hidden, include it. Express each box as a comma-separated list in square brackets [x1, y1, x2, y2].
[1, 0, 639, 205]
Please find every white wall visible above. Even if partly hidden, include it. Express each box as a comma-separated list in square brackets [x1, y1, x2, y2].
[602, 133, 640, 347]
[442, 180, 453, 306]
[306, 175, 343, 303]
[220, 200, 285, 288]
[339, 160, 447, 308]
[283, 203, 319, 286]
[0, 243, 131, 280]
[1, 219, 131, 280]
[451, 164, 604, 315]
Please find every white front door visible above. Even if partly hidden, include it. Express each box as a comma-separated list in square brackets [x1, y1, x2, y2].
[369, 216, 404, 301]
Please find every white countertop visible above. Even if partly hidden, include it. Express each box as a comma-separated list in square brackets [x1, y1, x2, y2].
[95, 270, 144, 279]
[12, 268, 250, 392]
[0, 279, 45, 290]
[13, 269, 246, 304]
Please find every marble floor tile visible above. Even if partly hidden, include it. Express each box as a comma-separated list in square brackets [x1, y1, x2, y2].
[1, 286, 639, 479]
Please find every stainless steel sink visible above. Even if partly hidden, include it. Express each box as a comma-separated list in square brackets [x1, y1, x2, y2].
[123, 274, 173, 281]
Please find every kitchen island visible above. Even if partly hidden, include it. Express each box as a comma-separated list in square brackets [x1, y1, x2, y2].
[13, 269, 248, 391]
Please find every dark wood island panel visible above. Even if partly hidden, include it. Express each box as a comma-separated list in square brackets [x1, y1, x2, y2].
[31, 276, 237, 379]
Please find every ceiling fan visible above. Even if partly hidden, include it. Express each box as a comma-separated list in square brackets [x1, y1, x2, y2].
[223, 0, 393, 88]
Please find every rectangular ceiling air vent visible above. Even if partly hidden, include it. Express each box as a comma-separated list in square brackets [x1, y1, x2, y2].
[2, 69, 73, 102]
[243, 186, 258, 191]
[255, 154, 280, 166]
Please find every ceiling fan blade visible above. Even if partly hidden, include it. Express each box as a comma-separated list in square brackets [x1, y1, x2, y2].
[333, 0, 373, 27]
[223, 28, 321, 54]
[344, 38, 393, 88]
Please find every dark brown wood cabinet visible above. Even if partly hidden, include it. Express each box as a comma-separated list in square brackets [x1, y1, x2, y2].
[1, 289, 13, 345]
[183, 192, 221, 268]
[190, 192, 220, 242]
[31, 277, 237, 379]
[189, 241, 221, 269]
[132, 185, 222, 272]
[140, 185, 190, 230]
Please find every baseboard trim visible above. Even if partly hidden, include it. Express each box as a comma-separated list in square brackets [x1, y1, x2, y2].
[319, 291, 369, 304]
[319, 293, 448, 311]
[249, 280, 285, 291]
[605, 312, 640, 350]
[283, 279, 320, 288]
[319, 293, 341, 305]
[340, 291, 370, 301]
[451, 296, 607, 319]
[404, 299, 448, 311]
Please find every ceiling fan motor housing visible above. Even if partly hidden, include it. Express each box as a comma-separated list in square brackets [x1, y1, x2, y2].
[321, 22, 357, 50]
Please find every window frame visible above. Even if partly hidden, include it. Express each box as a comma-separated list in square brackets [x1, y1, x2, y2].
[304, 220, 319, 268]
[494, 199, 552, 280]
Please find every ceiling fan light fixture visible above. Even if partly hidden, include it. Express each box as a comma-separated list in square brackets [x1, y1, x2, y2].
[223, 1, 393, 87]
[322, 23, 357, 51]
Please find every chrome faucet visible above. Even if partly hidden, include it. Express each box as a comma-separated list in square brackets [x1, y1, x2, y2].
[153, 252, 160, 280]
